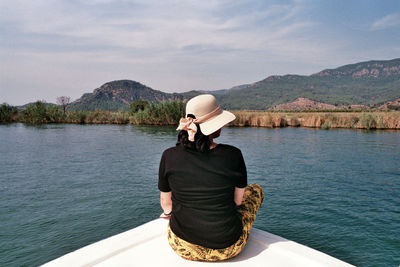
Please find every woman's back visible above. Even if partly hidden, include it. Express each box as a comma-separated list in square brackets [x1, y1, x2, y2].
[159, 144, 247, 248]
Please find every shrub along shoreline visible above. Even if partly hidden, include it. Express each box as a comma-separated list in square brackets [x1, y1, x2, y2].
[231, 110, 400, 130]
[1, 101, 400, 130]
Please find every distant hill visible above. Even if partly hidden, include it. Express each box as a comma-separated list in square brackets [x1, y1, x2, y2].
[216, 58, 400, 110]
[67, 58, 400, 111]
[200, 84, 251, 95]
[69, 80, 183, 111]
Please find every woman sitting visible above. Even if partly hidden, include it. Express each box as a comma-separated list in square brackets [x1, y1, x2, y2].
[158, 94, 263, 261]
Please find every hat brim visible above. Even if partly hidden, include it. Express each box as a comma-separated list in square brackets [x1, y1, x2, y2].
[198, 110, 236, 136]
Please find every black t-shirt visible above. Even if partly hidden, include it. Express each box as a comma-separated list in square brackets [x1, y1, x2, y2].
[158, 144, 247, 249]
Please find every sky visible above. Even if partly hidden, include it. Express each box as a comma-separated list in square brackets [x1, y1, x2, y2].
[1, 0, 399, 105]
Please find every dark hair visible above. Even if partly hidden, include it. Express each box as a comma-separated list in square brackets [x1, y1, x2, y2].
[176, 114, 211, 152]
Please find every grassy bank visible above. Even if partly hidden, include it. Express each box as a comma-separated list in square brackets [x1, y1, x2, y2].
[231, 111, 400, 129]
[1, 102, 400, 129]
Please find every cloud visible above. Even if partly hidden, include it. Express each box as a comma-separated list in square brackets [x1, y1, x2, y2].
[0, 0, 316, 55]
[1, 0, 378, 105]
[370, 13, 400, 30]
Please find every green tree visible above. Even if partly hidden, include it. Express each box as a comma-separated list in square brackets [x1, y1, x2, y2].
[21, 101, 48, 124]
[46, 106, 63, 122]
[130, 100, 185, 125]
[160, 100, 185, 124]
[0, 103, 18, 123]
[130, 100, 149, 115]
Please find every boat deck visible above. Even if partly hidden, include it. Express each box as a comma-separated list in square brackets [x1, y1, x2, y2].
[42, 218, 354, 267]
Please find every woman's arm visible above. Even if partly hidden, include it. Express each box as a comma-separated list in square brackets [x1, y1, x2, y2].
[160, 191, 172, 218]
[234, 187, 245, 206]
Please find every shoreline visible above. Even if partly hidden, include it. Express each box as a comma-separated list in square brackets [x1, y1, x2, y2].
[1, 111, 400, 130]
[2, 101, 400, 130]
[230, 111, 400, 130]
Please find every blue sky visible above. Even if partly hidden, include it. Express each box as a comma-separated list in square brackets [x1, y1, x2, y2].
[1, 0, 399, 105]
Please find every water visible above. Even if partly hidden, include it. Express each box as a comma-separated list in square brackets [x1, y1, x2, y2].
[0, 124, 399, 267]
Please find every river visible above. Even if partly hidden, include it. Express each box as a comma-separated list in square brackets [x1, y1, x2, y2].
[0, 124, 399, 266]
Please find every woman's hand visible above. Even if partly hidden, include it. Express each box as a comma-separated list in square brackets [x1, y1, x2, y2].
[234, 187, 245, 206]
[160, 191, 172, 219]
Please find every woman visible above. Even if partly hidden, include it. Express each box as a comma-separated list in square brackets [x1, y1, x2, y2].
[158, 94, 263, 261]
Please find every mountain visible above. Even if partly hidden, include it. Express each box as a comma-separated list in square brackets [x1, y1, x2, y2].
[312, 59, 400, 78]
[68, 58, 400, 111]
[200, 84, 251, 95]
[69, 80, 183, 110]
[216, 58, 400, 110]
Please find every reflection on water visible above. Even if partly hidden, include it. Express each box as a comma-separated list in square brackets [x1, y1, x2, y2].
[131, 125, 176, 135]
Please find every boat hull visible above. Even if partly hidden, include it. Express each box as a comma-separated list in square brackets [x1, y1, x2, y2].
[42, 218, 354, 266]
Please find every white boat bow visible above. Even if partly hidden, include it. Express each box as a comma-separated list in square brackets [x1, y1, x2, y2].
[42, 218, 354, 267]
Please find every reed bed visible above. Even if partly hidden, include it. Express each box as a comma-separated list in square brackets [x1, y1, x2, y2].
[66, 111, 130, 124]
[230, 111, 400, 129]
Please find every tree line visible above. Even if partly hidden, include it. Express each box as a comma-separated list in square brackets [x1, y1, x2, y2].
[0, 99, 185, 125]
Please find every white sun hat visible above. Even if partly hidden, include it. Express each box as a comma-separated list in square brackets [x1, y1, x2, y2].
[177, 94, 236, 140]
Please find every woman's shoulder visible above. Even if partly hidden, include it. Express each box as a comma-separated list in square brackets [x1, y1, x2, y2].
[216, 144, 243, 154]
[163, 144, 242, 156]
[161, 145, 188, 157]
[162, 146, 180, 154]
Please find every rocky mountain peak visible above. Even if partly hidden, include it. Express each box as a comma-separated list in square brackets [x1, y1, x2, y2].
[312, 58, 400, 79]
[69, 80, 182, 110]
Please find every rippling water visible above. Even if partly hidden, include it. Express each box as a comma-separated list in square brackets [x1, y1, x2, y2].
[0, 124, 399, 266]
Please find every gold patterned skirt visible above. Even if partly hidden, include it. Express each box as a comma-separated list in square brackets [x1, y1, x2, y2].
[167, 184, 264, 262]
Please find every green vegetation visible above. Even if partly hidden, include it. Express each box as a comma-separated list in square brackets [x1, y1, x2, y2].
[2, 100, 399, 130]
[0, 103, 19, 123]
[1, 100, 185, 126]
[130, 100, 149, 114]
[20, 101, 63, 124]
[21, 101, 51, 124]
[70, 98, 130, 111]
[65, 110, 130, 124]
[46, 105, 64, 123]
[130, 101, 184, 125]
